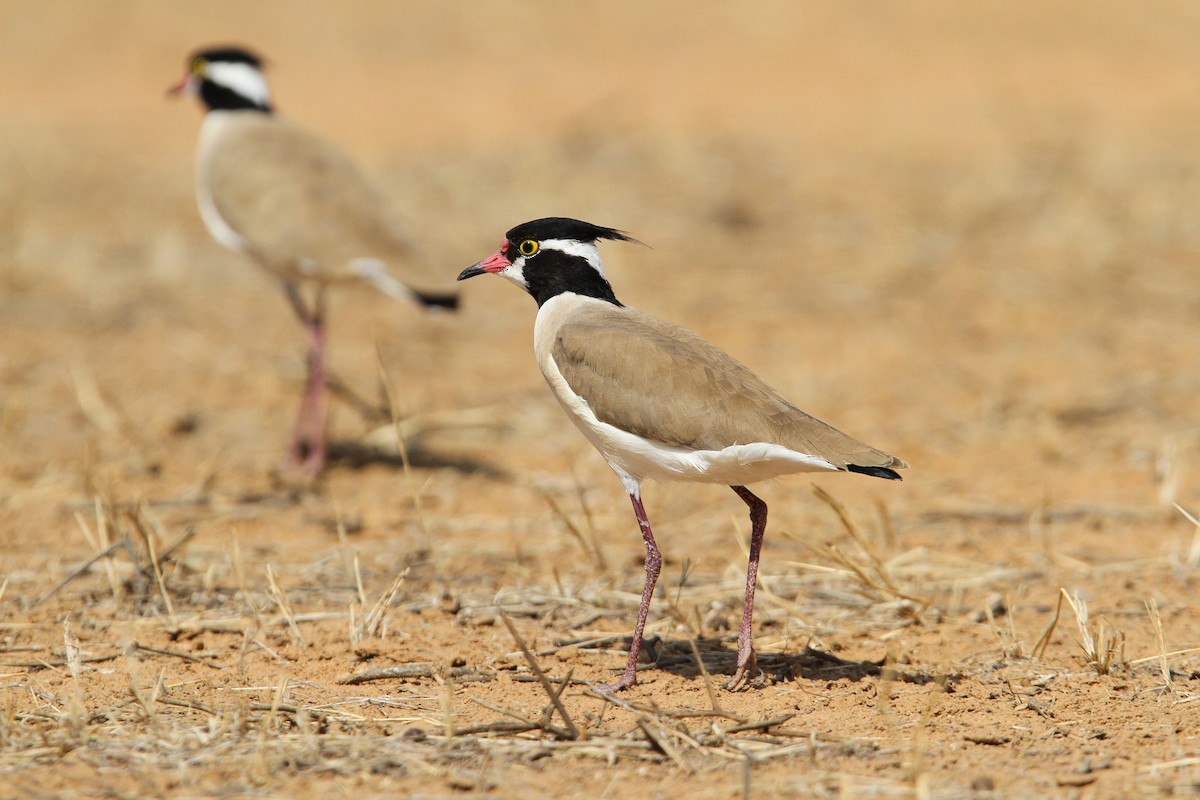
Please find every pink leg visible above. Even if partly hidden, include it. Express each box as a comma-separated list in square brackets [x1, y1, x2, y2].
[283, 284, 329, 476]
[599, 489, 663, 692]
[727, 485, 767, 689]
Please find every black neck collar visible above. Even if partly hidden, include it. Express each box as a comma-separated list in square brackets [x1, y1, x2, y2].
[524, 249, 622, 308]
[200, 81, 272, 113]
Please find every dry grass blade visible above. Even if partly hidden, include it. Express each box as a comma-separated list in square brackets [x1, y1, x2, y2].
[1031, 589, 1065, 660]
[1145, 598, 1170, 688]
[373, 341, 430, 540]
[808, 486, 930, 607]
[129, 502, 176, 618]
[265, 566, 304, 646]
[1176, 503, 1200, 568]
[353, 568, 410, 643]
[72, 501, 122, 600]
[1060, 589, 1125, 675]
[543, 490, 608, 573]
[1157, 430, 1200, 508]
[336, 510, 367, 608]
[61, 619, 84, 742]
[1129, 647, 1200, 666]
[810, 543, 929, 607]
[812, 485, 870, 549]
[984, 594, 1023, 660]
[436, 666, 455, 741]
[69, 363, 121, 434]
[500, 614, 579, 740]
[468, 696, 540, 728]
[228, 530, 262, 627]
[689, 638, 726, 717]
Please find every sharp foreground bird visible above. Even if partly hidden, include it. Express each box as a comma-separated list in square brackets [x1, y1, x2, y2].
[458, 217, 907, 691]
[170, 45, 458, 476]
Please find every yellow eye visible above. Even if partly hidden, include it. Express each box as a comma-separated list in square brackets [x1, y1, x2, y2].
[191, 58, 208, 76]
[518, 239, 539, 257]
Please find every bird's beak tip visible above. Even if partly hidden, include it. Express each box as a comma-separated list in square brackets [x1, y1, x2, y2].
[167, 75, 192, 98]
[457, 265, 485, 281]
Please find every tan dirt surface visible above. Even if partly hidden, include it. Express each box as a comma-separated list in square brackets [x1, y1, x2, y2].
[3, 2, 1200, 798]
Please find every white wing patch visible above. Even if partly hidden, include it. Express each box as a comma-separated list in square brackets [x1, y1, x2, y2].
[350, 257, 408, 299]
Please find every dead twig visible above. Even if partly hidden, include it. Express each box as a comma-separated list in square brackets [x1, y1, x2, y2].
[451, 720, 543, 736]
[501, 614, 579, 740]
[131, 641, 224, 670]
[157, 695, 217, 716]
[0, 653, 122, 669]
[722, 713, 797, 735]
[636, 715, 692, 771]
[34, 538, 132, 607]
[337, 663, 490, 685]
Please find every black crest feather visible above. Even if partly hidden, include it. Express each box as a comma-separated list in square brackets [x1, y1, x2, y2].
[189, 45, 265, 68]
[505, 217, 637, 246]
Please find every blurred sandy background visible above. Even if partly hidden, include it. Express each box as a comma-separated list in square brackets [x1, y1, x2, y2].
[2, 3, 1200, 798]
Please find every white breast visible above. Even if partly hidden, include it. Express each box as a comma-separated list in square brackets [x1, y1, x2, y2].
[194, 112, 251, 254]
[533, 294, 839, 488]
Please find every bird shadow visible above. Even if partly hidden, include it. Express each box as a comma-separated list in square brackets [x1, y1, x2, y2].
[324, 439, 507, 478]
[637, 637, 961, 690]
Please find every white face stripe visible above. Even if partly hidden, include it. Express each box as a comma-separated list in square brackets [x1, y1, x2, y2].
[205, 61, 271, 107]
[539, 239, 605, 279]
[498, 255, 528, 290]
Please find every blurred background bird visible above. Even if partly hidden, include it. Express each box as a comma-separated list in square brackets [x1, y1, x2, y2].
[170, 45, 458, 478]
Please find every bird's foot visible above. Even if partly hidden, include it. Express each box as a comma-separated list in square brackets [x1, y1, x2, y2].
[724, 647, 759, 691]
[277, 443, 324, 486]
[596, 665, 639, 694]
[282, 432, 325, 476]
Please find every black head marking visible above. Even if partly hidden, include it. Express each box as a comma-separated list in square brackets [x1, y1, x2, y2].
[506, 218, 636, 307]
[504, 217, 635, 246]
[186, 45, 273, 113]
[189, 46, 265, 68]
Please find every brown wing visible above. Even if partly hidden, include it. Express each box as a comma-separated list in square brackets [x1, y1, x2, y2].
[206, 116, 450, 294]
[551, 304, 905, 471]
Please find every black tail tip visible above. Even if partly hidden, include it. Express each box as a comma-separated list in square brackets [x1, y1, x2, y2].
[414, 291, 460, 311]
[846, 464, 903, 481]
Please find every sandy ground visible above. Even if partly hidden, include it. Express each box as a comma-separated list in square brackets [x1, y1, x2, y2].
[3, 2, 1200, 798]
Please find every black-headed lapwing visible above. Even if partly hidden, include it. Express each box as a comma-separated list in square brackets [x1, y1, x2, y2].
[171, 45, 457, 476]
[458, 217, 906, 691]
